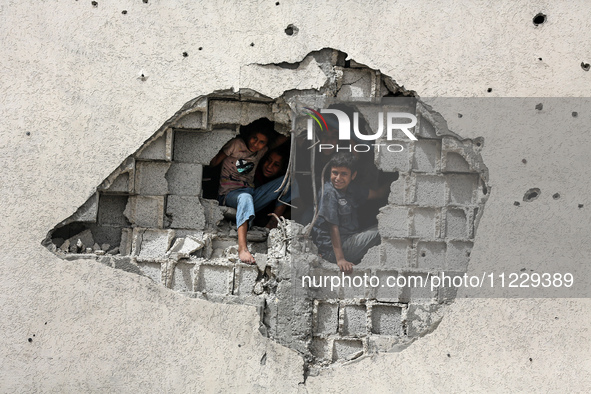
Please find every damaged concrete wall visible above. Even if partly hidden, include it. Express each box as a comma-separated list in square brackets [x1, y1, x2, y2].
[2, 0, 591, 392]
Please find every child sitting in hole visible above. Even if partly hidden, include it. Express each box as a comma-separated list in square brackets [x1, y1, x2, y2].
[312, 152, 388, 273]
[210, 120, 291, 264]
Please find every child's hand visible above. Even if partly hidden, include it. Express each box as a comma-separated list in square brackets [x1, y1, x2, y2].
[337, 259, 354, 274]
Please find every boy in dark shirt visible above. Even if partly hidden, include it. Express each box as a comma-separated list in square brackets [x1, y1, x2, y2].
[312, 153, 386, 273]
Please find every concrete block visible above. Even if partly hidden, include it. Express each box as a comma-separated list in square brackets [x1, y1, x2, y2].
[371, 304, 403, 336]
[136, 229, 175, 259]
[342, 305, 367, 336]
[412, 140, 440, 173]
[119, 228, 133, 255]
[165, 162, 202, 196]
[200, 198, 224, 229]
[443, 152, 471, 172]
[197, 265, 233, 295]
[400, 272, 437, 302]
[173, 129, 235, 165]
[175, 111, 204, 129]
[414, 175, 446, 206]
[172, 262, 194, 292]
[447, 174, 478, 205]
[88, 224, 123, 248]
[233, 265, 259, 296]
[112, 256, 141, 275]
[445, 208, 468, 238]
[416, 241, 446, 270]
[314, 302, 338, 335]
[336, 68, 373, 100]
[382, 240, 411, 268]
[377, 206, 409, 238]
[412, 208, 439, 239]
[137, 131, 167, 161]
[387, 174, 408, 205]
[208, 100, 242, 125]
[374, 270, 402, 301]
[123, 196, 164, 228]
[375, 139, 410, 172]
[138, 261, 162, 284]
[310, 338, 333, 361]
[333, 339, 364, 362]
[70, 193, 98, 223]
[166, 195, 205, 230]
[97, 194, 130, 227]
[105, 173, 130, 193]
[242, 102, 273, 125]
[446, 241, 473, 272]
[134, 161, 170, 195]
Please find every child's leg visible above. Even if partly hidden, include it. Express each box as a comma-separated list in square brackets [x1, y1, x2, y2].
[223, 188, 256, 264]
[340, 226, 380, 264]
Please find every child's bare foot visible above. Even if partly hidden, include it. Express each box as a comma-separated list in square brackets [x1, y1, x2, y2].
[239, 248, 256, 264]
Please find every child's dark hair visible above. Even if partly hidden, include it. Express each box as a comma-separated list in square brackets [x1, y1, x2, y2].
[328, 152, 358, 173]
[240, 118, 276, 146]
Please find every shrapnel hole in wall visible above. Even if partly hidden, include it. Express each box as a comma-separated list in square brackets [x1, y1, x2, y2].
[42, 49, 489, 368]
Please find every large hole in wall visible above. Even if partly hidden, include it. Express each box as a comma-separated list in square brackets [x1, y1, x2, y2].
[42, 49, 489, 370]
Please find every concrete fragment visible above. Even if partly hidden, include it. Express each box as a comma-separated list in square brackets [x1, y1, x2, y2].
[134, 161, 170, 195]
[335, 67, 373, 100]
[119, 228, 133, 255]
[107, 247, 119, 255]
[101, 243, 110, 251]
[175, 111, 204, 129]
[166, 195, 205, 230]
[69, 193, 98, 223]
[166, 234, 206, 260]
[137, 261, 162, 285]
[136, 130, 169, 161]
[92, 243, 101, 251]
[59, 239, 70, 252]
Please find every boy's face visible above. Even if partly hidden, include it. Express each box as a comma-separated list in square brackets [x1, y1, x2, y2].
[330, 166, 356, 191]
[262, 152, 284, 179]
[247, 132, 269, 153]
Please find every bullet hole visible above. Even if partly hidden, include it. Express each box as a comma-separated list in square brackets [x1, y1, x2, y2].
[578, 204, 584, 208]
[238, 344, 242, 347]
[581, 62, 590, 72]
[555, 316, 559, 320]
[466, 251, 471, 257]
[26, 132, 30, 136]
[447, 353, 451, 357]
[421, 252, 426, 257]
[276, 1, 280, 5]
[529, 357, 533, 362]
[522, 159, 527, 164]
[520, 268, 526, 272]
[535, 103, 543, 111]
[91, 1, 97, 7]
[182, 52, 188, 57]
[458, 113, 463, 118]
[45, 322, 47, 325]
[553, 193, 560, 200]
[33, 334, 35, 337]
[260, 352, 267, 365]
[28, 338, 32, 343]
[250, 43, 255, 47]
[487, 88, 492, 93]
[514, 201, 520, 206]
[532, 13, 546, 26]
[523, 188, 541, 202]
[572, 111, 578, 117]
[538, 57, 543, 61]
[284, 24, 299, 36]
[143, 0, 148, 3]
[198, 47, 203, 51]
[122, 10, 127, 14]
[476, 142, 481, 147]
